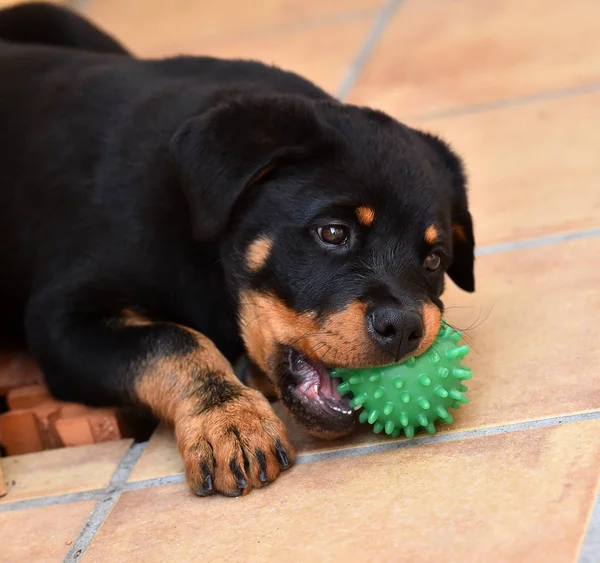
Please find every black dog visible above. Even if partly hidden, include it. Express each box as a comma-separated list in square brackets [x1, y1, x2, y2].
[0, 2, 474, 496]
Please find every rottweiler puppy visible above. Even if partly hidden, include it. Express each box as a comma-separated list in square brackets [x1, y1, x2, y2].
[0, 2, 474, 496]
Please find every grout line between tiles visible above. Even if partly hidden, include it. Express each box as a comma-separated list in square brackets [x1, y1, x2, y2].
[0, 489, 107, 513]
[404, 81, 600, 123]
[476, 228, 600, 257]
[578, 486, 600, 563]
[63, 493, 123, 561]
[63, 441, 148, 562]
[296, 411, 600, 465]
[336, 0, 403, 100]
[114, 410, 600, 492]
[106, 441, 149, 486]
[124, 474, 186, 491]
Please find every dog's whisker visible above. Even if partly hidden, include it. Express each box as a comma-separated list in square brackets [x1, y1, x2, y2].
[445, 303, 493, 333]
[287, 330, 331, 349]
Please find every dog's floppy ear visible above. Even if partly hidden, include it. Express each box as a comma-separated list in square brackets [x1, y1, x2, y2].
[170, 95, 328, 240]
[417, 131, 475, 292]
[448, 206, 475, 292]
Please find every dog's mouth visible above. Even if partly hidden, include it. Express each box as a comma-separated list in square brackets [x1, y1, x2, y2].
[285, 348, 353, 420]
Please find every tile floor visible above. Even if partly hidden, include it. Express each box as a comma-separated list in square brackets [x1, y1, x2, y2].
[1, 0, 599, 561]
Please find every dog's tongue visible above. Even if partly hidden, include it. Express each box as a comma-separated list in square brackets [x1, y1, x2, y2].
[291, 350, 346, 405]
[300, 355, 342, 400]
[316, 368, 342, 401]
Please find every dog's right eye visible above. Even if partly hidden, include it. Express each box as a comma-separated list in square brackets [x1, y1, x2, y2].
[316, 225, 349, 246]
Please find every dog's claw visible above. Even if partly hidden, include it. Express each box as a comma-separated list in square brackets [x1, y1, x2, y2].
[229, 458, 248, 491]
[256, 449, 269, 484]
[193, 464, 214, 496]
[275, 440, 289, 468]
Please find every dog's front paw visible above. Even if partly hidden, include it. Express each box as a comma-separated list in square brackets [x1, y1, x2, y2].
[175, 388, 295, 497]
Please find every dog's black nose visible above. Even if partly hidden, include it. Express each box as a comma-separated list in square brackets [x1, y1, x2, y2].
[367, 306, 423, 359]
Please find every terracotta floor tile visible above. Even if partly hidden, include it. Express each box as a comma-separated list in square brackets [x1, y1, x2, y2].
[127, 425, 182, 482]
[411, 92, 600, 246]
[0, 501, 95, 563]
[348, 0, 600, 116]
[84, 0, 377, 53]
[0, 439, 131, 503]
[84, 420, 600, 563]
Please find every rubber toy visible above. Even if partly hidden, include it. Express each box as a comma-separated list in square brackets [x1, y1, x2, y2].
[330, 321, 472, 438]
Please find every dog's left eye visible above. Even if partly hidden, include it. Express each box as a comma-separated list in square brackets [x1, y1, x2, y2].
[424, 252, 441, 271]
[317, 225, 349, 246]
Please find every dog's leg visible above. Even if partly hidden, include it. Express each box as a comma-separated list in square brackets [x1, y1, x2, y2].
[24, 291, 295, 497]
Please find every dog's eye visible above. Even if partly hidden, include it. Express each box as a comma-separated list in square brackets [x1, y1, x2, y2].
[317, 225, 349, 246]
[424, 252, 441, 271]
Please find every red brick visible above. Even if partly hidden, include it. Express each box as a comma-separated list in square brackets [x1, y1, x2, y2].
[33, 402, 63, 449]
[6, 384, 51, 410]
[54, 408, 124, 447]
[54, 416, 95, 447]
[87, 409, 124, 442]
[0, 410, 43, 455]
[58, 403, 92, 417]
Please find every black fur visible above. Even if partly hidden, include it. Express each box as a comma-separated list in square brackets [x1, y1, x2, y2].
[0, 2, 128, 54]
[0, 3, 474, 438]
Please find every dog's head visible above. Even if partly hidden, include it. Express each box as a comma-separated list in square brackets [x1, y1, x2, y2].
[171, 94, 475, 438]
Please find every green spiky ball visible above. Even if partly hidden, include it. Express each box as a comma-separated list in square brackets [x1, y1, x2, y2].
[330, 321, 472, 438]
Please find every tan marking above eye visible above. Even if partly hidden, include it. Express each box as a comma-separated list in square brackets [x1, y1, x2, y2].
[424, 225, 439, 244]
[250, 163, 275, 185]
[120, 308, 152, 327]
[452, 223, 467, 243]
[355, 206, 375, 226]
[246, 236, 273, 272]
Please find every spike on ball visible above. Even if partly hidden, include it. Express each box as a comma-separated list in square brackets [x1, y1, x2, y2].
[368, 410, 379, 424]
[417, 397, 431, 410]
[418, 374, 432, 387]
